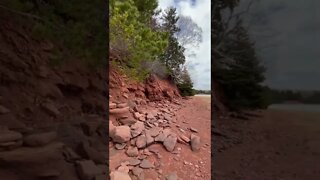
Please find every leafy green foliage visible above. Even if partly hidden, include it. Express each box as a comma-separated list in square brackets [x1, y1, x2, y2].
[2, 0, 107, 68]
[132, 0, 159, 25]
[109, 0, 168, 80]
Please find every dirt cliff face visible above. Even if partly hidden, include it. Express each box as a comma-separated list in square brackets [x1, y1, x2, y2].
[108, 63, 181, 104]
[0, 16, 108, 127]
[0, 13, 108, 179]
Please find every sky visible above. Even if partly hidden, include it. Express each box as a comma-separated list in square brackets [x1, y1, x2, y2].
[158, 0, 211, 90]
[236, 0, 320, 90]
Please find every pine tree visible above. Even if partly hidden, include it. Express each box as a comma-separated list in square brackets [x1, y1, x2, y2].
[216, 20, 266, 110]
[177, 67, 195, 96]
[159, 7, 186, 82]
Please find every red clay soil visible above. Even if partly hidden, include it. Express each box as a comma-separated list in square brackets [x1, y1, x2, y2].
[213, 109, 320, 180]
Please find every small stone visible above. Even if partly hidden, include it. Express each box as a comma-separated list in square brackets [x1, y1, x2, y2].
[155, 133, 166, 142]
[109, 102, 117, 109]
[190, 134, 201, 151]
[138, 155, 147, 160]
[136, 135, 147, 149]
[171, 150, 179, 154]
[76, 160, 103, 180]
[162, 129, 171, 137]
[143, 148, 152, 156]
[110, 170, 131, 180]
[146, 113, 155, 120]
[130, 139, 136, 146]
[112, 126, 131, 143]
[115, 143, 127, 150]
[139, 116, 145, 121]
[145, 132, 154, 146]
[163, 134, 177, 152]
[109, 107, 129, 114]
[109, 121, 116, 137]
[117, 103, 128, 108]
[166, 172, 178, 180]
[133, 112, 141, 119]
[129, 158, 141, 166]
[132, 167, 143, 176]
[156, 153, 162, 159]
[179, 134, 190, 143]
[190, 127, 198, 133]
[148, 127, 162, 137]
[140, 159, 154, 169]
[123, 93, 129, 99]
[118, 118, 136, 126]
[148, 147, 158, 154]
[117, 165, 130, 173]
[126, 146, 139, 157]
[24, 131, 57, 147]
[130, 121, 144, 138]
[121, 161, 130, 166]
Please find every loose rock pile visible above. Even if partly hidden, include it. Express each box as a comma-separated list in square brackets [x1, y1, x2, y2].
[109, 99, 201, 179]
[0, 108, 109, 180]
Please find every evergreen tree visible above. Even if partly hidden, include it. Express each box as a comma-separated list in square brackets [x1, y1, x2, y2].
[109, 0, 168, 80]
[216, 20, 266, 110]
[159, 7, 186, 82]
[177, 67, 195, 96]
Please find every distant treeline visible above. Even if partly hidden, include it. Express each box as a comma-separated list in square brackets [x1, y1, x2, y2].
[265, 88, 320, 104]
[194, 90, 211, 94]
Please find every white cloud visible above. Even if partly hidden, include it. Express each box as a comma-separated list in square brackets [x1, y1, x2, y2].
[158, 0, 211, 90]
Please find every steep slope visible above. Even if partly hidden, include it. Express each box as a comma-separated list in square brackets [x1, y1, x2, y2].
[0, 12, 108, 180]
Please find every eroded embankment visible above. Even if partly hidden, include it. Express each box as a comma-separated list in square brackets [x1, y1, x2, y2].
[0, 13, 109, 180]
[108, 66, 211, 179]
